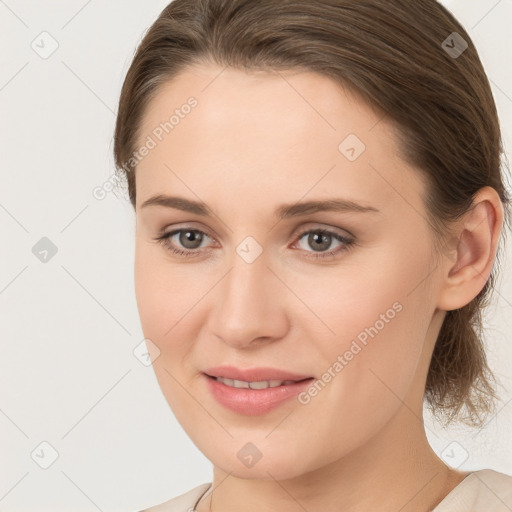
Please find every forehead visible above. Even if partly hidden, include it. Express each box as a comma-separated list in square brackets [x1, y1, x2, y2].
[138, 64, 385, 144]
[134, 63, 426, 216]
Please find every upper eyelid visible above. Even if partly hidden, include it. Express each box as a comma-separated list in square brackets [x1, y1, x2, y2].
[162, 224, 353, 247]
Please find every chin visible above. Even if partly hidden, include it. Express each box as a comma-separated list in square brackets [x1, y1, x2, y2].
[191, 434, 321, 481]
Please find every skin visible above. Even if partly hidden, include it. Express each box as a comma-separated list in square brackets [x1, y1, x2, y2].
[133, 63, 503, 512]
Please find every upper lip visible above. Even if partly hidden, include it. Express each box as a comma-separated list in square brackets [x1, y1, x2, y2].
[204, 365, 313, 382]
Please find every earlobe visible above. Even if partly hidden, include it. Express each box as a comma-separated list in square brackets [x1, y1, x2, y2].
[437, 187, 504, 311]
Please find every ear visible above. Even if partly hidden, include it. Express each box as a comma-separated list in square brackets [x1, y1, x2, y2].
[437, 186, 504, 311]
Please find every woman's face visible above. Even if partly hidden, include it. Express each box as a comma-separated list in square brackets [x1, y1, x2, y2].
[133, 63, 448, 479]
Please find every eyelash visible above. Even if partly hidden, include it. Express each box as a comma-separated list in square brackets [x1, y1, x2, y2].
[154, 226, 355, 260]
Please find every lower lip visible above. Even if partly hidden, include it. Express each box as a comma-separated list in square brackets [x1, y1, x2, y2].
[204, 374, 314, 415]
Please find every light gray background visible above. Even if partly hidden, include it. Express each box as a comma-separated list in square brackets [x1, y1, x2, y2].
[0, 1, 511, 511]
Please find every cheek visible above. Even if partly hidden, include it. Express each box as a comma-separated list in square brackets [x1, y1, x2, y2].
[133, 250, 197, 415]
[291, 258, 425, 350]
[133, 244, 211, 403]
[292, 249, 434, 402]
[134, 248, 165, 337]
[134, 243, 201, 338]
[134, 248, 190, 398]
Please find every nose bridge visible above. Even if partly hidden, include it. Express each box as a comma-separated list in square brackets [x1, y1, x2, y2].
[211, 243, 287, 347]
[224, 246, 272, 319]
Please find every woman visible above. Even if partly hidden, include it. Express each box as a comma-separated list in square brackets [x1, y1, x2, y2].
[113, 0, 512, 510]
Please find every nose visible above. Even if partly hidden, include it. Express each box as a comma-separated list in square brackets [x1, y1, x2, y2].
[209, 252, 289, 350]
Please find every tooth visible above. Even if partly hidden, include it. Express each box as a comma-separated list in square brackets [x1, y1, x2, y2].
[249, 380, 270, 389]
[232, 379, 250, 389]
[215, 377, 297, 389]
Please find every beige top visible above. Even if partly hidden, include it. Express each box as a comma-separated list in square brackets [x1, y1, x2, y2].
[139, 469, 512, 511]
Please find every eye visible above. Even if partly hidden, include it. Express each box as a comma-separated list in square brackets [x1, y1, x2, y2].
[154, 228, 213, 258]
[153, 226, 355, 260]
[293, 228, 355, 259]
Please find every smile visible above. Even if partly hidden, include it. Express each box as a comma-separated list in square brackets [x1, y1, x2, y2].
[213, 376, 299, 389]
[204, 372, 314, 415]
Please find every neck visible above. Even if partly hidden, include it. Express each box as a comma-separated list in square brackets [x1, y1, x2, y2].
[197, 406, 469, 512]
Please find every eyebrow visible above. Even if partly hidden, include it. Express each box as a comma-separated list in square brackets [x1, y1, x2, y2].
[140, 194, 380, 219]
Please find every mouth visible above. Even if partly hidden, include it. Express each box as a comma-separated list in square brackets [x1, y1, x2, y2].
[204, 364, 313, 382]
[202, 366, 315, 415]
[207, 375, 308, 389]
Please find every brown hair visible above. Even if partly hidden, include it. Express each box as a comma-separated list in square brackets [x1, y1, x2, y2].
[113, 0, 510, 426]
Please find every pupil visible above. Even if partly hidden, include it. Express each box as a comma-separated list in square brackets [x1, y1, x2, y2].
[182, 230, 202, 248]
[310, 232, 330, 251]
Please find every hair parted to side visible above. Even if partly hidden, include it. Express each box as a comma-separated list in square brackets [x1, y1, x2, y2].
[113, 0, 510, 426]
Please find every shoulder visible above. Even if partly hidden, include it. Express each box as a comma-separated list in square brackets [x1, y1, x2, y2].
[434, 469, 512, 511]
[138, 483, 212, 512]
[471, 469, 512, 509]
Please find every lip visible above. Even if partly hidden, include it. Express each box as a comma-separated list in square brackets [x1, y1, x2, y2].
[203, 365, 314, 416]
[204, 365, 312, 382]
